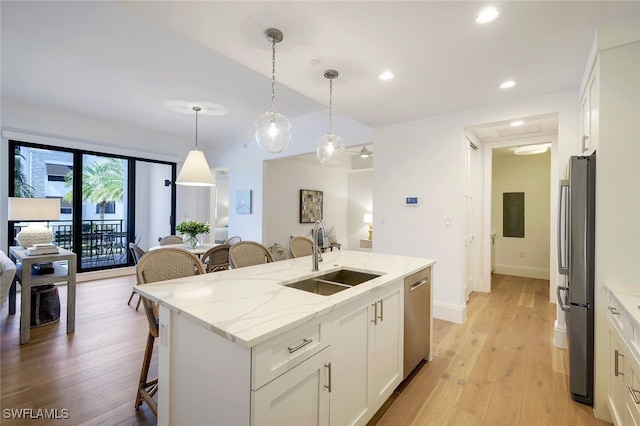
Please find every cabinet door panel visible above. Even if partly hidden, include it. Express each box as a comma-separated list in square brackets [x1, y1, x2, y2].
[373, 285, 403, 406]
[626, 349, 640, 425]
[330, 300, 372, 426]
[609, 318, 627, 425]
[252, 347, 330, 426]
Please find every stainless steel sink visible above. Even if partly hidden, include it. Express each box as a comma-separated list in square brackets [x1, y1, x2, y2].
[314, 269, 381, 286]
[284, 269, 383, 296]
[285, 278, 352, 296]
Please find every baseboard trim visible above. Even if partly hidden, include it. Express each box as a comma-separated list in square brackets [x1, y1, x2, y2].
[554, 319, 567, 348]
[77, 267, 135, 283]
[494, 264, 550, 280]
[433, 300, 467, 324]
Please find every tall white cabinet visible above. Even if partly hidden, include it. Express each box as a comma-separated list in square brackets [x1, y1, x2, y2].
[581, 15, 639, 419]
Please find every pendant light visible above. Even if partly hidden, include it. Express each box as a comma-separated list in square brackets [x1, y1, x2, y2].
[176, 106, 215, 186]
[316, 69, 345, 166]
[254, 28, 292, 154]
[359, 145, 373, 158]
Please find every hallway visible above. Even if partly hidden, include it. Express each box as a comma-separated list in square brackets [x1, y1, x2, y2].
[374, 274, 609, 426]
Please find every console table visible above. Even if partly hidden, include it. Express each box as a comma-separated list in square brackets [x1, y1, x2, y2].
[8, 247, 77, 344]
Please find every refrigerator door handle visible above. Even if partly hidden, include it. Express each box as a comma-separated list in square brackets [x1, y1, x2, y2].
[557, 285, 570, 312]
[558, 180, 570, 275]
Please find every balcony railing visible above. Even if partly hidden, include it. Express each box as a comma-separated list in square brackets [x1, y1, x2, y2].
[14, 219, 128, 269]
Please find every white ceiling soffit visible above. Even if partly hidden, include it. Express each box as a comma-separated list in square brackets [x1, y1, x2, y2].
[2, 1, 638, 149]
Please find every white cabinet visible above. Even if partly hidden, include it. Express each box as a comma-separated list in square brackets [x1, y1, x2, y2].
[372, 283, 403, 407]
[626, 348, 640, 425]
[608, 309, 627, 424]
[580, 57, 599, 153]
[252, 347, 331, 426]
[606, 286, 640, 426]
[330, 279, 403, 426]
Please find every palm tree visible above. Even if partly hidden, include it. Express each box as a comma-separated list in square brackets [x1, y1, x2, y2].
[64, 158, 125, 221]
[14, 147, 34, 197]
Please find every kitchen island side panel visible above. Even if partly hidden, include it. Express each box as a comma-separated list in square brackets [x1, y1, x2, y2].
[159, 306, 251, 426]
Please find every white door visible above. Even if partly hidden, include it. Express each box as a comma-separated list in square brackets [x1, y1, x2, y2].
[464, 141, 478, 301]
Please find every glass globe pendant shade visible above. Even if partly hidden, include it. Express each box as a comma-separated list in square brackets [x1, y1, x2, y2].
[254, 110, 292, 153]
[316, 132, 345, 166]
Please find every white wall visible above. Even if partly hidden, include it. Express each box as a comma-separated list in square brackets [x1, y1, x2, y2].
[263, 158, 349, 253]
[347, 170, 373, 250]
[492, 151, 550, 279]
[374, 90, 580, 324]
[206, 110, 373, 244]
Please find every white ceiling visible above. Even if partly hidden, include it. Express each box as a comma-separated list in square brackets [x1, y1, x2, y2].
[2, 1, 638, 150]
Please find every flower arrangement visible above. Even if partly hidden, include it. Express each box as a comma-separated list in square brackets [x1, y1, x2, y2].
[176, 220, 210, 237]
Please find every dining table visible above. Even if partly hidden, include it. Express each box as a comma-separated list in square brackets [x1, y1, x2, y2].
[148, 243, 219, 257]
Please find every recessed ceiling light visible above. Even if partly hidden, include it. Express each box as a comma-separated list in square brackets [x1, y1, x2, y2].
[510, 120, 524, 127]
[514, 144, 548, 155]
[499, 80, 516, 89]
[476, 7, 500, 24]
[379, 71, 394, 81]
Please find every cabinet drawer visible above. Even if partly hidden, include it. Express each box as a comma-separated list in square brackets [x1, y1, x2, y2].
[252, 317, 329, 390]
[607, 291, 628, 337]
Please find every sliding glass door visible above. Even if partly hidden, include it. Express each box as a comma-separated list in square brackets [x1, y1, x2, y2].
[8, 141, 176, 273]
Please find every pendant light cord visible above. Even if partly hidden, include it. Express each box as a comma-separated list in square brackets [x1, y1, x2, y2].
[329, 78, 333, 134]
[271, 39, 276, 112]
[193, 106, 201, 150]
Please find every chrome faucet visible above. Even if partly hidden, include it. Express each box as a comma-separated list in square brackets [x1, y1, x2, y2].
[312, 219, 327, 271]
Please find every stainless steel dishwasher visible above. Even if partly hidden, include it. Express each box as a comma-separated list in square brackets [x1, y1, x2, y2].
[403, 266, 431, 379]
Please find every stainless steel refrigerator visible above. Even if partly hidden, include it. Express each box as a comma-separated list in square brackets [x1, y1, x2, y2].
[557, 151, 596, 406]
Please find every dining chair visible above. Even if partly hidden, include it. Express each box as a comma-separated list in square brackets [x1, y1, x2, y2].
[201, 244, 231, 273]
[224, 235, 242, 245]
[134, 248, 206, 416]
[127, 242, 146, 311]
[229, 241, 274, 269]
[289, 236, 314, 258]
[159, 235, 183, 245]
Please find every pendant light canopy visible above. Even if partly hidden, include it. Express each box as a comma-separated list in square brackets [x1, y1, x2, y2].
[176, 106, 215, 186]
[316, 69, 345, 166]
[254, 28, 292, 154]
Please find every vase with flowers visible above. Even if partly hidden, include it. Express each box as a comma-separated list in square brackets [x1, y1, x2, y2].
[176, 219, 210, 249]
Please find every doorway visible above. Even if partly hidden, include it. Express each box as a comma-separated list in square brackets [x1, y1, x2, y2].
[465, 113, 559, 300]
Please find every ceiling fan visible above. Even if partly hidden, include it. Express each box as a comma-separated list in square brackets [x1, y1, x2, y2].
[346, 145, 373, 158]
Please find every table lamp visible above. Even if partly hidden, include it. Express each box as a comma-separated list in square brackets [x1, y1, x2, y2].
[8, 197, 61, 248]
[363, 213, 373, 241]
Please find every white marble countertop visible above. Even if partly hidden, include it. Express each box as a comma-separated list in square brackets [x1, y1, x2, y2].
[606, 283, 640, 327]
[134, 250, 435, 348]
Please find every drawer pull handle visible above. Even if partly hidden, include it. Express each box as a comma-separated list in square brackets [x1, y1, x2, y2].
[371, 303, 378, 325]
[288, 338, 313, 354]
[325, 363, 332, 393]
[614, 349, 624, 377]
[378, 299, 384, 322]
[629, 386, 640, 405]
[608, 306, 620, 315]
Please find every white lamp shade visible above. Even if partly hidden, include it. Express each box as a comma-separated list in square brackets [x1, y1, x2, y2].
[8, 197, 60, 248]
[8, 197, 61, 221]
[176, 150, 215, 186]
[363, 213, 373, 224]
[254, 110, 292, 153]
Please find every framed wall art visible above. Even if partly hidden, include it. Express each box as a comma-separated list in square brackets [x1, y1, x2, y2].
[236, 190, 252, 214]
[300, 189, 323, 223]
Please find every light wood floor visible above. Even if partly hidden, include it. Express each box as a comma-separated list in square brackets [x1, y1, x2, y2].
[374, 274, 611, 426]
[0, 274, 610, 425]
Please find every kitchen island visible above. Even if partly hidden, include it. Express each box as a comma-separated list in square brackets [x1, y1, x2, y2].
[135, 250, 435, 425]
